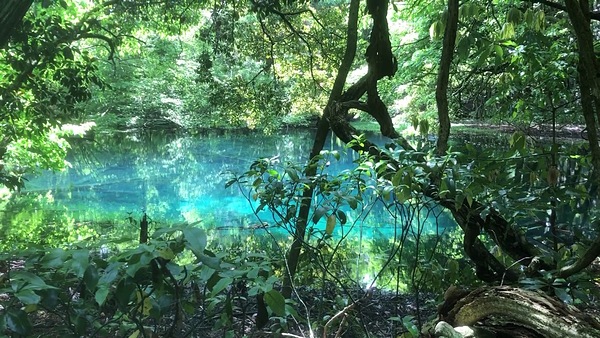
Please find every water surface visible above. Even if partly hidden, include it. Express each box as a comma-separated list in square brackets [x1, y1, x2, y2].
[22, 129, 454, 238]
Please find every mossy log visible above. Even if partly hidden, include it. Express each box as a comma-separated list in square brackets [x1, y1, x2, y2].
[433, 286, 600, 338]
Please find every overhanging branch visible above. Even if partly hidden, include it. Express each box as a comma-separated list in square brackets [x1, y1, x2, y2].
[526, 0, 600, 21]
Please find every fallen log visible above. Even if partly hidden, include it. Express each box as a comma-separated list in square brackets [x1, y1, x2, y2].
[430, 286, 600, 338]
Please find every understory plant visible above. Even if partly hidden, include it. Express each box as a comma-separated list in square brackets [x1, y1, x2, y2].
[0, 222, 294, 337]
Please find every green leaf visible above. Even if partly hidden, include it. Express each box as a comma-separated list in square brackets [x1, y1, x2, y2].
[554, 287, 572, 303]
[443, 176, 456, 196]
[346, 196, 358, 210]
[456, 36, 471, 60]
[572, 289, 590, 303]
[95, 286, 110, 306]
[224, 178, 237, 188]
[535, 10, 545, 31]
[39, 289, 59, 308]
[336, 210, 347, 225]
[454, 193, 465, 210]
[510, 131, 526, 151]
[11, 271, 56, 291]
[285, 168, 299, 182]
[199, 253, 221, 270]
[115, 277, 136, 307]
[312, 207, 328, 224]
[480, 207, 491, 220]
[247, 267, 260, 280]
[524, 8, 534, 27]
[5, 309, 32, 335]
[381, 185, 394, 200]
[210, 277, 233, 297]
[466, 193, 473, 207]
[325, 214, 336, 235]
[70, 249, 90, 277]
[402, 315, 419, 337]
[506, 8, 522, 24]
[494, 45, 504, 66]
[99, 262, 121, 284]
[183, 227, 207, 256]
[398, 186, 411, 204]
[264, 289, 286, 317]
[392, 170, 403, 186]
[475, 44, 492, 67]
[15, 289, 40, 305]
[40, 248, 66, 268]
[429, 20, 444, 40]
[83, 264, 99, 291]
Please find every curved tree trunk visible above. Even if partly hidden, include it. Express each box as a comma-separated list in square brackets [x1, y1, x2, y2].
[287, 0, 600, 294]
[281, 0, 360, 299]
[326, 114, 531, 282]
[0, 0, 33, 48]
[435, 0, 458, 155]
[433, 286, 600, 338]
[286, 0, 554, 286]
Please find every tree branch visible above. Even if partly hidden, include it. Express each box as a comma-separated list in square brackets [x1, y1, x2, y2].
[77, 32, 116, 59]
[558, 231, 600, 278]
[527, 0, 600, 21]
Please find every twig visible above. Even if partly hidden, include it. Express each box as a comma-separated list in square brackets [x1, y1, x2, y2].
[322, 301, 357, 338]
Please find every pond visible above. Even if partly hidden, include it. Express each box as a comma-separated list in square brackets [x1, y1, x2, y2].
[13, 129, 457, 243]
[4, 127, 589, 289]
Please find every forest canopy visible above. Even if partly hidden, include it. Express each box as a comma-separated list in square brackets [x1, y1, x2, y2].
[2, 0, 600, 337]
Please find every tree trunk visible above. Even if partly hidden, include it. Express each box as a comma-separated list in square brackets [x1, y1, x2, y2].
[433, 286, 600, 338]
[281, 0, 360, 299]
[327, 113, 535, 282]
[0, 0, 33, 48]
[435, 0, 458, 155]
[302, 0, 577, 284]
[564, 0, 600, 183]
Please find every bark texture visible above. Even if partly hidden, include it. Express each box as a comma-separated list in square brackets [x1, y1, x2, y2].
[281, 0, 360, 298]
[434, 286, 600, 338]
[435, 0, 458, 155]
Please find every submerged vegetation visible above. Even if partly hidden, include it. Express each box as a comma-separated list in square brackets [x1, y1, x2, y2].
[2, 0, 600, 337]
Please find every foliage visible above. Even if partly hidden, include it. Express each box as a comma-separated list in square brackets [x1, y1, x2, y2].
[228, 143, 476, 324]
[389, 1, 582, 131]
[0, 1, 105, 189]
[2, 0, 600, 336]
[0, 222, 296, 337]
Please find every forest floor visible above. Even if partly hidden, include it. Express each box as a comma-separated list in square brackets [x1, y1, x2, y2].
[22, 283, 437, 337]
[196, 284, 438, 338]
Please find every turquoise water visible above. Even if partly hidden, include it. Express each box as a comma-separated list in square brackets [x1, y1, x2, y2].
[22, 129, 455, 239]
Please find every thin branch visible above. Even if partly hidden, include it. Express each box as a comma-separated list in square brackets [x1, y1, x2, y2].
[77, 33, 116, 59]
[323, 300, 357, 338]
[558, 231, 600, 278]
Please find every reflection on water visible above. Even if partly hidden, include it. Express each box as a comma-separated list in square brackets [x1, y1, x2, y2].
[6, 129, 464, 289]
[25, 130, 348, 221]
[21, 129, 455, 239]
